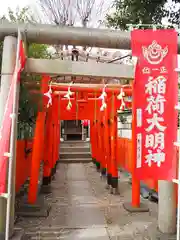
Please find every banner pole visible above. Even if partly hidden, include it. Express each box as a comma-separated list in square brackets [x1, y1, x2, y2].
[0, 36, 18, 239]
[174, 102, 180, 240]
[5, 29, 21, 240]
[176, 145, 180, 240]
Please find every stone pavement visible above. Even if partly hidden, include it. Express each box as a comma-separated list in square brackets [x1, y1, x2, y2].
[15, 162, 176, 239]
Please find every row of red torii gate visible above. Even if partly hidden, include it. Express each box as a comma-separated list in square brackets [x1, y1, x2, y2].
[28, 25, 179, 207]
[29, 77, 133, 203]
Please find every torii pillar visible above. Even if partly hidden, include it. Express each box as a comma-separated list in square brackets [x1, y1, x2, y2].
[0, 36, 17, 239]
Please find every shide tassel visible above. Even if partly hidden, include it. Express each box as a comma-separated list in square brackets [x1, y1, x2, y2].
[117, 88, 126, 111]
[44, 83, 52, 108]
[64, 82, 73, 110]
[99, 85, 107, 112]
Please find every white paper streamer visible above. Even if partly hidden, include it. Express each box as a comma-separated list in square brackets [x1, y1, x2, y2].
[44, 82, 52, 108]
[99, 84, 107, 111]
[64, 82, 73, 110]
[117, 88, 126, 111]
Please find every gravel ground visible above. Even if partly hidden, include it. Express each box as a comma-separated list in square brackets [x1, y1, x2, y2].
[83, 163, 177, 240]
[14, 162, 176, 240]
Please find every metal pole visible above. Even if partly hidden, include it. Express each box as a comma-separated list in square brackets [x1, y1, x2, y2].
[0, 36, 17, 240]
[0, 22, 180, 52]
[5, 30, 21, 240]
[173, 104, 180, 239]
[176, 146, 180, 240]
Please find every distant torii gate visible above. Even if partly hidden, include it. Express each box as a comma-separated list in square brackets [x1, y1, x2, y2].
[28, 80, 133, 203]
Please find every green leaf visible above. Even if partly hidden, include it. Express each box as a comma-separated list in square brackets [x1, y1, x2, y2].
[106, 0, 180, 30]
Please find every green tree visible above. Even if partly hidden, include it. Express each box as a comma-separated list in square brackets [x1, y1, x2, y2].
[0, 7, 51, 138]
[106, 0, 180, 30]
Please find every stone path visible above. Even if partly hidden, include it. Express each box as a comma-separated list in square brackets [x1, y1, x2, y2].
[15, 162, 176, 239]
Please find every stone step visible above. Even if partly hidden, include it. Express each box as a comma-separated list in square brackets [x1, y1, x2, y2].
[60, 141, 90, 147]
[58, 158, 92, 163]
[60, 146, 90, 153]
[60, 152, 91, 159]
[60, 145, 90, 149]
[61, 140, 89, 143]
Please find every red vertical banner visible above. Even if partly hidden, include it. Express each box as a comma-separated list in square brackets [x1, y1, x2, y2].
[0, 37, 26, 194]
[132, 29, 178, 180]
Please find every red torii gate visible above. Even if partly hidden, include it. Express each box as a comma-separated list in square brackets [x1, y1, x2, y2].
[27, 77, 134, 202]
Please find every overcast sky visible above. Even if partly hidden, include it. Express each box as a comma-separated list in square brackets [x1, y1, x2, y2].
[0, 0, 179, 17]
[0, 0, 32, 15]
[0, 0, 112, 15]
